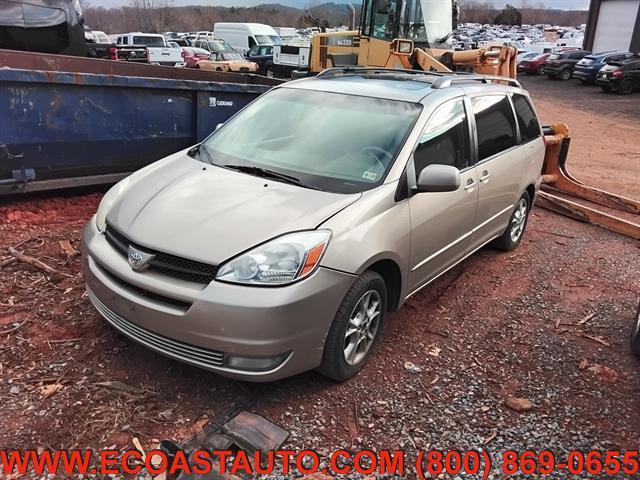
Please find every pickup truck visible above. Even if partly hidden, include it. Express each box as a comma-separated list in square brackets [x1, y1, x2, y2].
[115, 33, 185, 67]
[88, 42, 149, 63]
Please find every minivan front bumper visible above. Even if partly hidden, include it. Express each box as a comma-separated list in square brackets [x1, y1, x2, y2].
[82, 218, 355, 381]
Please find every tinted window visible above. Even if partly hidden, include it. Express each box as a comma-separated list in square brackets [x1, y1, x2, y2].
[472, 96, 517, 161]
[0, 0, 27, 51]
[248, 36, 256, 48]
[133, 36, 164, 46]
[414, 99, 470, 175]
[512, 94, 541, 144]
[22, 3, 69, 54]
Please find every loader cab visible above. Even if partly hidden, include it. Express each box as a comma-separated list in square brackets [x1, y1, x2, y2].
[360, 0, 453, 46]
[358, 0, 453, 67]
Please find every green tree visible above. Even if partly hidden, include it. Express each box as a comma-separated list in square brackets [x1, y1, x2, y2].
[494, 4, 522, 25]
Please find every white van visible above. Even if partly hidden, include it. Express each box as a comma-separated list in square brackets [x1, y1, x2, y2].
[213, 23, 281, 52]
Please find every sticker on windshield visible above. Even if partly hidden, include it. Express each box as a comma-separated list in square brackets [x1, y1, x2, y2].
[362, 171, 378, 181]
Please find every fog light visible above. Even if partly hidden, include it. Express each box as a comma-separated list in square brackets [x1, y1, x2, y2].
[225, 352, 289, 372]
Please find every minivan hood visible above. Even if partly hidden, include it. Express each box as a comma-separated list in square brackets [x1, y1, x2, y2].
[107, 155, 361, 265]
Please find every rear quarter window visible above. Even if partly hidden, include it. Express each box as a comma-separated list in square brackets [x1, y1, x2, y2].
[512, 94, 541, 144]
[471, 95, 518, 161]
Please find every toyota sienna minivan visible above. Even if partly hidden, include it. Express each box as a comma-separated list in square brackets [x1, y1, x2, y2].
[83, 69, 545, 382]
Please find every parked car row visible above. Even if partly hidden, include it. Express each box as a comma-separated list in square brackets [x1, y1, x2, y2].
[517, 48, 640, 95]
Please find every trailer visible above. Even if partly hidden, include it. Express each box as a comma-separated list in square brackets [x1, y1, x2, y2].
[0, 50, 281, 195]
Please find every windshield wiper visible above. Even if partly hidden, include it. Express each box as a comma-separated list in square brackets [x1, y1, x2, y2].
[187, 143, 214, 165]
[223, 164, 320, 190]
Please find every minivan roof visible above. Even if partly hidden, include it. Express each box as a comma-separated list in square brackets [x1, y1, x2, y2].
[286, 69, 523, 104]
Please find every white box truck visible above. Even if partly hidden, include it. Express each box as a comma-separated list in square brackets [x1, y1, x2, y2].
[213, 23, 281, 52]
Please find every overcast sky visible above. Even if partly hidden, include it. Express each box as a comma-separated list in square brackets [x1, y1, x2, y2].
[93, 0, 592, 10]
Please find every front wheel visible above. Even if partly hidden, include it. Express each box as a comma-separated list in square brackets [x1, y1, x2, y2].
[265, 66, 274, 78]
[318, 271, 387, 381]
[560, 69, 571, 81]
[631, 302, 640, 356]
[492, 192, 531, 251]
[536, 65, 545, 75]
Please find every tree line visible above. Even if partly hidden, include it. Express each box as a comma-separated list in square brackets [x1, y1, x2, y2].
[82, 1, 359, 34]
[459, 1, 588, 26]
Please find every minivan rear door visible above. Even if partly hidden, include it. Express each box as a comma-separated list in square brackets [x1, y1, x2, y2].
[468, 94, 523, 246]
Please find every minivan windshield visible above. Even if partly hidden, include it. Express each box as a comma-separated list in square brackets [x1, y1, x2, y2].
[202, 88, 422, 194]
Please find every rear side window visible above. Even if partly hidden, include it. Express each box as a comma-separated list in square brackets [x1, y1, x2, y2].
[512, 94, 541, 144]
[471, 95, 517, 161]
[414, 99, 470, 175]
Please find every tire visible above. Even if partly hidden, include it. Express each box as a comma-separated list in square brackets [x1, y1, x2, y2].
[560, 69, 571, 81]
[492, 191, 531, 251]
[631, 302, 640, 356]
[266, 66, 274, 78]
[318, 271, 387, 381]
[601, 85, 611, 92]
[536, 65, 545, 75]
[617, 78, 634, 95]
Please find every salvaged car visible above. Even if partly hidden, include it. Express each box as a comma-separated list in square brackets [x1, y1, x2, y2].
[83, 69, 545, 382]
[196, 51, 258, 73]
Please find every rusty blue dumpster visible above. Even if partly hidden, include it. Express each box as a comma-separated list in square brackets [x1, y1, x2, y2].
[0, 53, 277, 194]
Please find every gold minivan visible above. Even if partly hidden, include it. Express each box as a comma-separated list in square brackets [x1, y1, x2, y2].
[83, 69, 545, 382]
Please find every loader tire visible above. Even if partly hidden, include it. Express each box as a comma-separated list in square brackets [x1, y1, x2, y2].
[492, 192, 530, 252]
[631, 302, 640, 356]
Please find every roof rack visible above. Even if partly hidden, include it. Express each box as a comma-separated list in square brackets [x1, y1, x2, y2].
[316, 67, 522, 90]
[431, 75, 522, 89]
[316, 67, 446, 79]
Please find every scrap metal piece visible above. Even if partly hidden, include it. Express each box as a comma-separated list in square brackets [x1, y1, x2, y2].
[539, 123, 640, 239]
[222, 411, 289, 454]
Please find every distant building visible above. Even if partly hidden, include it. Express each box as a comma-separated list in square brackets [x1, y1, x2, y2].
[584, 0, 640, 52]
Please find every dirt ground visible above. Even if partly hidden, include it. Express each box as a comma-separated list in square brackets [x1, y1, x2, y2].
[0, 79, 639, 478]
[521, 75, 640, 200]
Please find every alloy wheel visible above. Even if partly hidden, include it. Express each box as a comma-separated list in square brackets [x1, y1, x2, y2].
[343, 290, 381, 366]
[510, 198, 528, 243]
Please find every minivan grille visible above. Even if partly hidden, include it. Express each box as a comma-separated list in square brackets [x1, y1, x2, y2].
[105, 225, 218, 284]
[88, 288, 225, 369]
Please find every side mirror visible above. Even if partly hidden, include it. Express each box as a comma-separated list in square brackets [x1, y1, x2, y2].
[415, 165, 461, 193]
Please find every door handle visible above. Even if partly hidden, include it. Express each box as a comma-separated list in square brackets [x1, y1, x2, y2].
[479, 171, 492, 183]
[464, 179, 477, 191]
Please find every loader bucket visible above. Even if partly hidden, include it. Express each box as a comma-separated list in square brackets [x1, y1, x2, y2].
[538, 124, 640, 240]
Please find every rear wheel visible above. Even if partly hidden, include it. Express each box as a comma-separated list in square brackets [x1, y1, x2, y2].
[617, 77, 634, 95]
[631, 302, 640, 356]
[266, 66, 274, 78]
[492, 192, 531, 251]
[318, 271, 386, 381]
[536, 65, 545, 75]
[560, 69, 571, 81]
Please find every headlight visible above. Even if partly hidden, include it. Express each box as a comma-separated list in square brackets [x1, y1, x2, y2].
[95, 176, 131, 232]
[215, 231, 331, 286]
